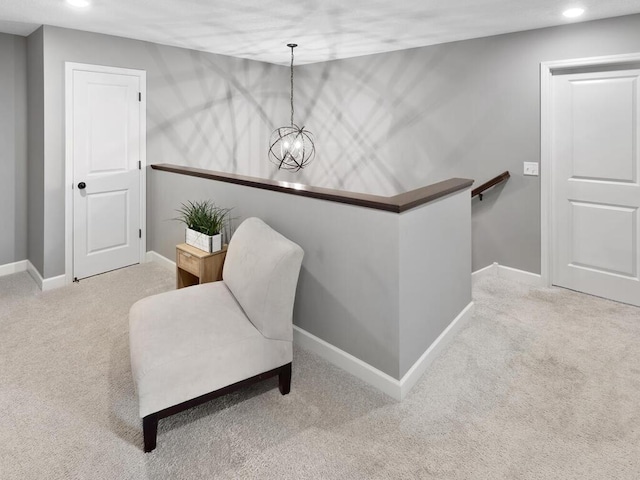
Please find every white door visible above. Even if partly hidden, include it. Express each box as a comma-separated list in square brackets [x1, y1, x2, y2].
[551, 67, 640, 306]
[70, 67, 144, 280]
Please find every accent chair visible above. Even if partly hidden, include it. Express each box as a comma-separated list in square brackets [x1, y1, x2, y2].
[129, 217, 304, 452]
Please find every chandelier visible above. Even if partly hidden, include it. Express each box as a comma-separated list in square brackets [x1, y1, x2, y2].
[268, 44, 315, 171]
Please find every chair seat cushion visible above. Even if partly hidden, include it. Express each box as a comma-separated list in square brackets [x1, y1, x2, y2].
[129, 281, 292, 417]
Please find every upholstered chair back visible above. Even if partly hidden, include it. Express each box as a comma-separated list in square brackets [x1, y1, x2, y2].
[223, 217, 304, 342]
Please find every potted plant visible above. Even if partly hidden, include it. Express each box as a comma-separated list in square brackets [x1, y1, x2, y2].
[175, 200, 231, 253]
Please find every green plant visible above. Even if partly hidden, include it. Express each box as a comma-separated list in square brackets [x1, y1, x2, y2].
[175, 200, 231, 236]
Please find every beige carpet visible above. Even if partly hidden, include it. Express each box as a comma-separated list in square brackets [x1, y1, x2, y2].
[1, 264, 639, 479]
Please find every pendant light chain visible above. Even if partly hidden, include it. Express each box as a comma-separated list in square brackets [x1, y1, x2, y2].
[290, 45, 294, 126]
[268, 42, 315, 171]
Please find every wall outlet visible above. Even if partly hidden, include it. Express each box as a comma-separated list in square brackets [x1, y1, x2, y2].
[524, 162, 539, 176]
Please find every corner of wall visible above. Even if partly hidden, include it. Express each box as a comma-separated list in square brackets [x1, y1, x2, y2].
[472, 262, 543, 287]
[26, 25, 46, 276]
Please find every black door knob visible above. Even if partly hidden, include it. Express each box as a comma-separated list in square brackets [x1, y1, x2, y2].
[78, 182, 86, 190]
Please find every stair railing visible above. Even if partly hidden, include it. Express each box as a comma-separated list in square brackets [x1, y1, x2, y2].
[471, 171, 510, 201]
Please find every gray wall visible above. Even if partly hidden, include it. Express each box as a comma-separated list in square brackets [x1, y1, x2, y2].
[26, 27, 45, 274]
[151, 169, 402, 377]
[0, 33, 27, 266]
[399, 190, 471, 376]
[27, 14, 640, 278]
[35, 25, 287, 278]
[150, 169, 471, 379]
[290, 14, 640, 273]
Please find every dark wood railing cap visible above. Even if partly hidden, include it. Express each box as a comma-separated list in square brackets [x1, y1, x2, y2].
[472, 171, 510, 200]
[151, 163, 473, 213]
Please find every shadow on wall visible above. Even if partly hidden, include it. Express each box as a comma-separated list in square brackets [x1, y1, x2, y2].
[281, 45, 506, 196]
[140, 38, 505, 198]
[143, 42, 287, 179]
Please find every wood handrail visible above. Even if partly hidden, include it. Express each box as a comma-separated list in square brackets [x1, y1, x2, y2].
[471, 171, 510, 201]
[151, 164, 473, 213]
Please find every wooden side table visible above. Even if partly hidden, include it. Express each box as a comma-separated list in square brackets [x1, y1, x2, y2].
[176, 243, 227, 289]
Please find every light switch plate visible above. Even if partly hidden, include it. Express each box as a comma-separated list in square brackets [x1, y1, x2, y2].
[524, 162, 539, 176]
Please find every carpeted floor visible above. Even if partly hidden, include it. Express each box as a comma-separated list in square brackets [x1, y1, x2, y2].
[1, 263, 639, 479]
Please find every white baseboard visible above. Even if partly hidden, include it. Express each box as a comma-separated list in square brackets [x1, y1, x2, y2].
[472, 262, 543, 287]
[42, 275, 67, 291]
[13, 251, 176, 291]
[293, 326, 403, 400]
[26, 261, 66, 291]
[26, 261, 43, 290]
[0, 260, 28, 277]
[399, 301, 475, 398]
[145, 251, 175, 270]
[293, 301, 475, 401]
[471, 262, 497, 282]
[497, 264, 544, 286]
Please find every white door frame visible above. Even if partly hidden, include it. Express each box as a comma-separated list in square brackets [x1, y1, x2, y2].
[64, 62, 147, 285]
[540, 52, 640, 287]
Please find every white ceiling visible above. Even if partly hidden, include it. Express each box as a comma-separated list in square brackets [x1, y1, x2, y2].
[0, 0, 639, 65]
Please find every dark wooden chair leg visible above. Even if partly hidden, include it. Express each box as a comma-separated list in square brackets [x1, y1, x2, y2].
[143, 414, 159, 452]
[139, 365, 292, 451]
[278, 362, 292, 395]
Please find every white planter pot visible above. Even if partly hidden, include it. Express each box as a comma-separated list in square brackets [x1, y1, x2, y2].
[185, 228, 222, 253]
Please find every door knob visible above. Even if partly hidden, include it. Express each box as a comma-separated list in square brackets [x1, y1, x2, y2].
[78, 182, 86, 190]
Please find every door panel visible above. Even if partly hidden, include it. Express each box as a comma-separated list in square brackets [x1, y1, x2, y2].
[571, 77, 636, 182]
[552, 68, 640, 306]
[72, 69, 142, 280]
[88, 83, 131, 174]
[570, 201, 637, 277]
[86, 189, 130, 254]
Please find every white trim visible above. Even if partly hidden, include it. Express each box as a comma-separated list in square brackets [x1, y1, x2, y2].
[64, 62, 147, 286]
[293, 326, 402, 399]
[540, 52, 640, 289]
[540, 53, 640, 72]
[472, 263, 543, 286]
[0, 260, 28, 277]
[65, 63, 72, 286]
[471, 262, 497, 283]
[139, 71, 148, 269]
[496, 265, 544, 286]
[145, 250, 176, 271]
[27, 261, 43, 289]
[42, 275, 67, 291]
[293, 301, 475, 401]
[26, 261, 66, 291]
[540, 61, 552, 288]
[398, 301, 475, 398]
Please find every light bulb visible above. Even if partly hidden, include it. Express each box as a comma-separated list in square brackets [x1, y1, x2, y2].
[563, 7, 584, 18]
[67, 0, 90, 7]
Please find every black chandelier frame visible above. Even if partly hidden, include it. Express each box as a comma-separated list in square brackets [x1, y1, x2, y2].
[268, 43, 315, 172]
